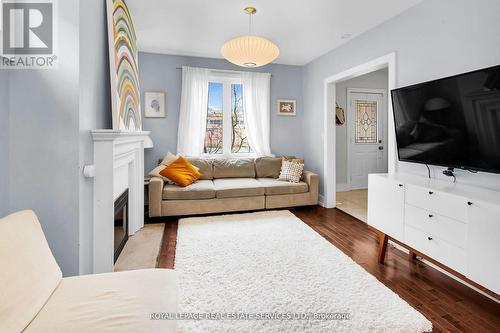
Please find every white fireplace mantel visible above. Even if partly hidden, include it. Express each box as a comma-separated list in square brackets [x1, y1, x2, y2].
[88, 130, 151, 273]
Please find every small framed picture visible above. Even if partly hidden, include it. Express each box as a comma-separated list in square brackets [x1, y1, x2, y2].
[277, 99, 296, 116]
[144, 92, 166, 118]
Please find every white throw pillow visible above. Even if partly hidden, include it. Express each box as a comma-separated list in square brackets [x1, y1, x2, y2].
[148, 165, 172, 183]
[149, 152, 178, 183]
[278, 160, 304, 183]
[160, 152, 179, 166]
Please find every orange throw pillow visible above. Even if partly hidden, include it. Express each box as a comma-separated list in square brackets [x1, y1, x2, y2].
[159, 156, 202, 187]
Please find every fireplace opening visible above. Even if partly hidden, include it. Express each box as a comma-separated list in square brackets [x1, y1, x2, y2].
[114, 189, 129, 263]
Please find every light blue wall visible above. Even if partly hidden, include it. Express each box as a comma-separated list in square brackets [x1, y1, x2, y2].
[138, 52, 304, 172]
[3, 0, 110, 276]
[0, 70, 9, 217]
[78, 0, 112, 275]
[302, 0, 500, 195]
[8, 0, 80, 276]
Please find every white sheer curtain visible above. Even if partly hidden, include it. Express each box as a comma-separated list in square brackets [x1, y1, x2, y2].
[177, 66, 210, 157]
[241, 71, 273, 156]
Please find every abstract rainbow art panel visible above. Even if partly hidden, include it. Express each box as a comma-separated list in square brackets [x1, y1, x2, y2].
[106, 0, 142, 131]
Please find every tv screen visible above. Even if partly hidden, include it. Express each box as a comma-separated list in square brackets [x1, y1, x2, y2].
[391, 65, 500, 174]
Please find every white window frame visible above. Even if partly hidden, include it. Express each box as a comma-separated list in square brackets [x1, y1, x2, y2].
[204, 72, 256, 158]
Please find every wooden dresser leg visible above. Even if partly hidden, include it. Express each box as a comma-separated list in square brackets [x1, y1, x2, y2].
[378, 233, 388, 264]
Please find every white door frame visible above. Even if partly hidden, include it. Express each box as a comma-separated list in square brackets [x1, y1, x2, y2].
[345, 88, 387, 191]
[323, 53, 396, 208]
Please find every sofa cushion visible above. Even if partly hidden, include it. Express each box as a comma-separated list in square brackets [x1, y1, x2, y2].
[159, 153, 201, 172]
[213, 158, 255, 178]
[24, 269, 177, 333]
[255, 157, 283, 178]
[162, 180, 215, 200]
[278, 159, 304, 183]
[151, 153, 200, 184]
[213, 178, 265, 198]
[0, 210, 62, 333]
[186, 158, 213, 180]
[160, 156, 201, 187]
[257, 178, 309, 195]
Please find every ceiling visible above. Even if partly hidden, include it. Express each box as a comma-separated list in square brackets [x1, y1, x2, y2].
[128, 0, 422, 66]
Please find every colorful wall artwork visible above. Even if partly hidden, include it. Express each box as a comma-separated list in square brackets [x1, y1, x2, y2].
[106, 0, 142, 131]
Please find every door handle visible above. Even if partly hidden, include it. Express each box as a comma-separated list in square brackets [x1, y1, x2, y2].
[378, 146, 383, 150]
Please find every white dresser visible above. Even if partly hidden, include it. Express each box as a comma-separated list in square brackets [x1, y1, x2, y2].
[368, 173, 500, 298]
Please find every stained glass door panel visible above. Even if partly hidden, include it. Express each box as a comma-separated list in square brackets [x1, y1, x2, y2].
[355, 100, 378, 144]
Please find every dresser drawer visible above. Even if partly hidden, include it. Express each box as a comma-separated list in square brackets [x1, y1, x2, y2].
[405, 184, 468, 222]
[405, 204, 467, 249]
[404, 225, 466, 275]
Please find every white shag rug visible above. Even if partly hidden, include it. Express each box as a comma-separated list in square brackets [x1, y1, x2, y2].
[175, 210, 432, 333]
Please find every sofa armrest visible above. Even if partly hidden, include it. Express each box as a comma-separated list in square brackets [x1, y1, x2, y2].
[149, 177, 164, 217]
[303, 170, 319, 205]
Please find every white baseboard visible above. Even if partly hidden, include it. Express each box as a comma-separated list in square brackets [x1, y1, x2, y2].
[318, 194, 325, 207]
[336, 183, 350, 192]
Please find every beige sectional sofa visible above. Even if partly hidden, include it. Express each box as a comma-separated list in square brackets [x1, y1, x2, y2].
[149, 157, 319, 217]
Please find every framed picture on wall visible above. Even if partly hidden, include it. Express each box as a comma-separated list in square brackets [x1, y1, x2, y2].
[144, 92, 167, 118]
[277, 99, 296, 116]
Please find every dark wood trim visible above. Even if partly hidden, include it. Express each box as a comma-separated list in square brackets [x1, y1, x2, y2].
[156, 221, 178, 269]
[373, 226, 500, 302]
[409, 250, 417, 260]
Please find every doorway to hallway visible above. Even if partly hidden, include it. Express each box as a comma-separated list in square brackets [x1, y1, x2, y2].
[334, 68, 389, 220]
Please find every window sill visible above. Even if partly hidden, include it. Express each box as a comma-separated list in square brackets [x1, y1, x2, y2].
[202, 153, 257, 159]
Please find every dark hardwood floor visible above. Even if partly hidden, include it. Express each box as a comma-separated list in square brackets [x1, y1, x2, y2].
[155, 206, 500, 333]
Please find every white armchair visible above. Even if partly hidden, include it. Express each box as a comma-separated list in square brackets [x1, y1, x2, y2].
[0, 210, 178, 332]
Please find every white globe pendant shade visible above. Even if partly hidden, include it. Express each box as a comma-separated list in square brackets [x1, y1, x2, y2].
[221, 35, 279, 68]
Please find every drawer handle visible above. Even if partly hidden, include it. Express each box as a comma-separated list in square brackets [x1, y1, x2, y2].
[428, 191, 434, 195]
[467, 201, 473, 206]
[428, 214, 433, 218]
[427, 237, 433, 240]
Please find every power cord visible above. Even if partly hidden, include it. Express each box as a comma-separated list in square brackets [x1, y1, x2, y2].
[443, 167, 456, 183]
[425, 164, 431, 179]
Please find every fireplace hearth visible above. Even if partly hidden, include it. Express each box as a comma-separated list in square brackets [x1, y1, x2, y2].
[114, 189, 129, 262]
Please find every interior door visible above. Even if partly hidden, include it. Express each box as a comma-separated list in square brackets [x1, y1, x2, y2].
[348, 91, 387, 189]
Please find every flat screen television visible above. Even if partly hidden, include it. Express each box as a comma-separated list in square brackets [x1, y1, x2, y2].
[391, 65, 500, 174]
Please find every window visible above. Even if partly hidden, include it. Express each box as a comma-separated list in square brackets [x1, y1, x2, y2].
[205, 82, 223, 154]
[204, 77, 252, 156]
[230, 83, 251, 153]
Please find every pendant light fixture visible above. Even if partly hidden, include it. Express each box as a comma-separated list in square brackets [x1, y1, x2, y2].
[221, 7, 279, 68]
